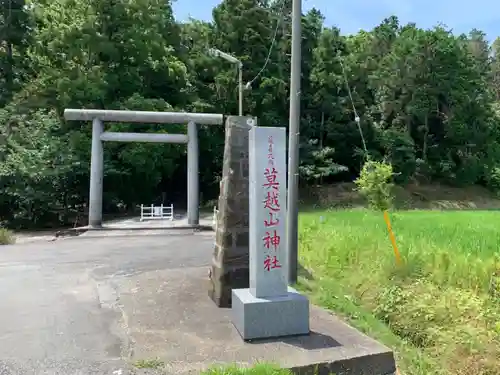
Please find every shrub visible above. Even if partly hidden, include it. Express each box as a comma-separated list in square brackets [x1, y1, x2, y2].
[0, 227, 15, 245]
[354, 160, 394, 211]
[374, 280, 500, 374]
[486, 166, 500, 195]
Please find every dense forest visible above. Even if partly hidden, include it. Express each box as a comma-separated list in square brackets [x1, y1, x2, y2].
[2, 0, 500, 228]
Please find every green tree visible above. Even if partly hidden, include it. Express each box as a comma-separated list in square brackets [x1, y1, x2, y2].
[2, 2, 500, 227]
[0, 0, 32, 106]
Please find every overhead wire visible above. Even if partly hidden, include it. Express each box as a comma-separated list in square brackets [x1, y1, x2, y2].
[244, 1, 287, 89]
[338, 56, 369, 156]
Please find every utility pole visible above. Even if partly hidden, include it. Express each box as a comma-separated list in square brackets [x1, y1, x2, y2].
[286, 0, 301, 284]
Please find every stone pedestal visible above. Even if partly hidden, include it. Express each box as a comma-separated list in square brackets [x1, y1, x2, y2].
[208, 116, 255, 308]
[231, 126, 309, 340]
[232, 287, 309, 340]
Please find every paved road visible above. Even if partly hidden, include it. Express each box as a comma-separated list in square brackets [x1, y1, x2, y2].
[0, 232, 213, 374]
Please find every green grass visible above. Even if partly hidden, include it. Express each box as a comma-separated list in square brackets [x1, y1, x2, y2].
[202, 210, 500, 375]
[201, 364, 291, 375]
[132, 358, 165, 369]
[297, 209, 500, 375]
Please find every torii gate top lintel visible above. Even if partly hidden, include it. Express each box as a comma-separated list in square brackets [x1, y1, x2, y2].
[64, 109, 223, 125]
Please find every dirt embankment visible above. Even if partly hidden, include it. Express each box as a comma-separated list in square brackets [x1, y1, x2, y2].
[302, 183, 500, 210]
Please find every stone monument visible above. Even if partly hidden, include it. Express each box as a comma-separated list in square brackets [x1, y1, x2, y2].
[208, 116, 255, 308]
[232, 126, 310, 340]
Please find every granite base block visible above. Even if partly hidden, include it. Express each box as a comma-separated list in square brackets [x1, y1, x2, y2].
[232, 287, 310, 340]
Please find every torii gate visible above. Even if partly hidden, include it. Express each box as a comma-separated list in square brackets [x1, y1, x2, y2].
[64, 109, 224, 228]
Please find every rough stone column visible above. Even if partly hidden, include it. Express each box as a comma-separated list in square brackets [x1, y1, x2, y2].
[208, 116, 255, 307]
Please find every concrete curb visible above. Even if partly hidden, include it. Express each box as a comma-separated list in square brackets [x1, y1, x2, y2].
[54, 224, 214, 238]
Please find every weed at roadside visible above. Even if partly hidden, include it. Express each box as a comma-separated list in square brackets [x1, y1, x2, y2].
[201, 363, 291, 375]
[132, 358, 165, 369]
[0, 227, 15, 245]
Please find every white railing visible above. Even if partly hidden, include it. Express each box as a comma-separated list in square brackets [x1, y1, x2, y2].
[213, 206, 219, 230]
[140, 204, 174, 221]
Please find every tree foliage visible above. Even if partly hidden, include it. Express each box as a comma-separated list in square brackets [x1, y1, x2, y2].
[1, 0, 500, 227]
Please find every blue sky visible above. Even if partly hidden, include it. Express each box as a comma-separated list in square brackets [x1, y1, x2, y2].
[172, 0, 500, 41]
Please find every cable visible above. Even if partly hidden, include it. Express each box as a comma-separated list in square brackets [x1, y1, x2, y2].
[244, 1, 286, 89]
[338, 57, 368, 155]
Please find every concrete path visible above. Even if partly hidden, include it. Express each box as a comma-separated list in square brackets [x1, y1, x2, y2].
[0, 231, 214, 374]
[0, 226, 395, 375]
[87, 212, 215, 231]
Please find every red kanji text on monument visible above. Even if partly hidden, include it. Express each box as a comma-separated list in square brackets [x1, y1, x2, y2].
[264, 255, 281, 271]
[263, 190, 280, 212]
[263, 230, 280, 250]
[263, 167, 279, 190]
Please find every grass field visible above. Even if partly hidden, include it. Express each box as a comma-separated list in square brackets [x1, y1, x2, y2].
[203, 209, 500, 375]
[298, 209, 500, 375]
